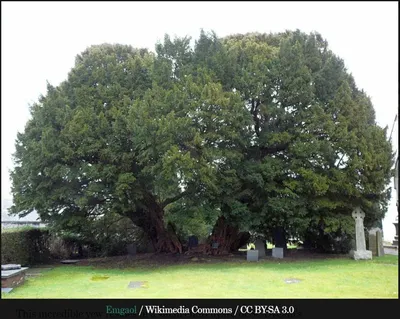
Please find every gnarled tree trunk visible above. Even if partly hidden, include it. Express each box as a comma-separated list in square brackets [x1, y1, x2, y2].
[148, 205, 182, 254]
[130, 196, 182, 254]
[272, 226, 287, 250]
[208, 216, 250, 255]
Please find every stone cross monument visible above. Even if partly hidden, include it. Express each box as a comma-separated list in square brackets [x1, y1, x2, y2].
[349, 207, 372, 260]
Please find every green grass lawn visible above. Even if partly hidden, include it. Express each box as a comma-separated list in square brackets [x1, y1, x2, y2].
[2, 255, 397, 299]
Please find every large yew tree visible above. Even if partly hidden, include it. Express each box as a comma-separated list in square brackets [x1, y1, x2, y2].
[10, 30, 394, 253]
[10, 43, 251, 253]
[190, 30, 394, 245]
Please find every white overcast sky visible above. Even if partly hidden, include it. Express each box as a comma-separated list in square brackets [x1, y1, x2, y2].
[1, 1, 398, 240]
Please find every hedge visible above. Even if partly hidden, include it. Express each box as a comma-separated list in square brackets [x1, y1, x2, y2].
[1, 228, 51, 266]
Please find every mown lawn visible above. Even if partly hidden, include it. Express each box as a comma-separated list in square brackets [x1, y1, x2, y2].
[2, 255, 397, 299]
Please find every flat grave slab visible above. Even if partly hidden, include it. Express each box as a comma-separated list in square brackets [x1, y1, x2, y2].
[1, 288, 13, 293]
[284, 278, 302, 284]
[1, 264, 21, 270]
[60, 260, 80, 264]
[128, 281, 148, 289]
[2, 267, 29, 288]
[1, 267, 29, 279]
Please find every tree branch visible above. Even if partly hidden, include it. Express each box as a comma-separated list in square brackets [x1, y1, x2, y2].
[336, 152, 346, 168]
[161, 191, 188, 208]
[259, 143, 289, 157]
[251, 99, 261, 137]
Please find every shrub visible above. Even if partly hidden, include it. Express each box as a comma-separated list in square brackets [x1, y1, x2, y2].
[50, 214, 151, 258]
[302, 217, 354, 254]
[48, 235, 70, 260]
[1, 228, 51, 265]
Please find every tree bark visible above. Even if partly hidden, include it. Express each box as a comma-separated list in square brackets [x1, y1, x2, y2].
[208, 216, 250, 255]
[272, 226, 287, 250]
[149, 212, 182, 254]
[130, 196, 182, 254]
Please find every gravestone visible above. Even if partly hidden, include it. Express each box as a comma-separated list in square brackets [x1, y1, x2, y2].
[188, 235, 199, 249]
[254, 239, 266, 257]
[376, 229, 384, 256]
[272, 247, 284, 259]
[368, 230, 377, 256]
[247, 250, 259, 262]
[127, 243, 137, 256]
[368, 228, 385, 257]
[349, 207, 372, 260]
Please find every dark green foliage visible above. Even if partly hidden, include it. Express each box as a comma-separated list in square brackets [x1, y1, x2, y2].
[49, 213, 151, 258]
[1, 228, 51, 265]
[10, 30, 394, 254]
[188, 29, 394, 247]
[302, 217, 354, 254]
[165, 201, 218, 243]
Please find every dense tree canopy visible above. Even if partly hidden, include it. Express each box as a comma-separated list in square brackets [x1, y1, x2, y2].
[10, 30, 394, 253]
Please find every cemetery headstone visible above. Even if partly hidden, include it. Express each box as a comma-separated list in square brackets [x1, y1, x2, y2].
[127, 243, 137, 256]
[254, 239, 266, 257]
[376, 229, 385, 256]
[247, 249, 259, 262]
[272, 247, 284, 259]
[188, 235, 199, 249]
[368, 228, 385, 257]
[349, 207, 372, 260]
[368, 230, 378, 256]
